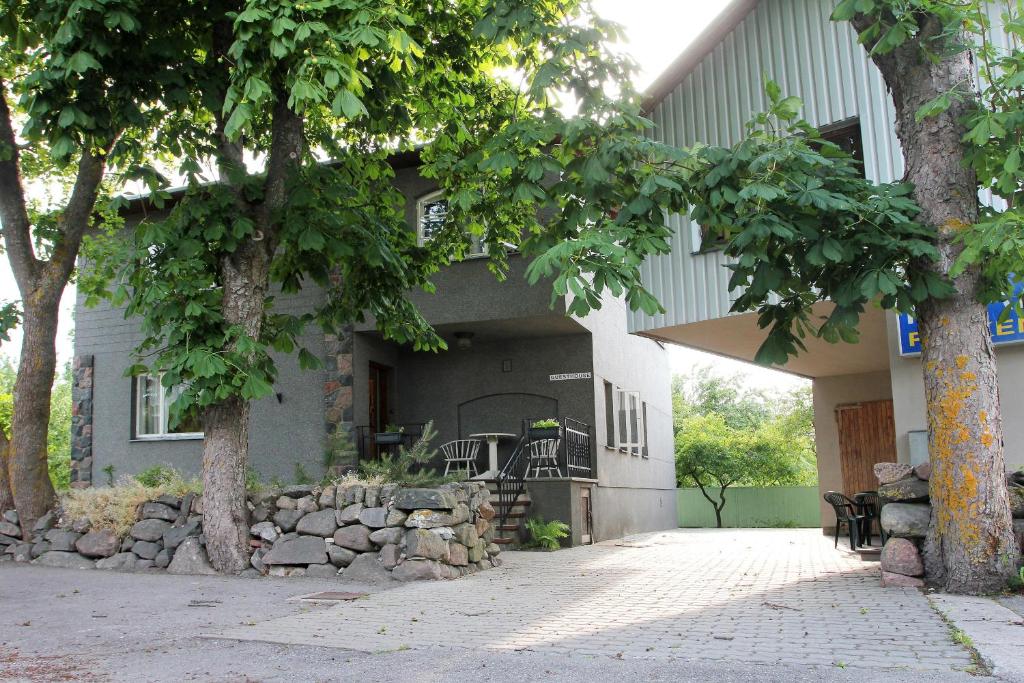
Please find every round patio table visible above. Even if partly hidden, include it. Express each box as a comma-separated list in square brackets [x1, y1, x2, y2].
[469, 432, 517, 479]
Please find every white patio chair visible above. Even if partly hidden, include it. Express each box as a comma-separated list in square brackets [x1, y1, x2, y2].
[440, 439, 482, 478]
[528, 438, 562, 478]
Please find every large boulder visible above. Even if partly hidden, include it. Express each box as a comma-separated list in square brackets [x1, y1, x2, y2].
[32, 511, 56, 534]
[880, 503, 931, 538]
[380, 544, 401, 569]
[131, 541, 162, 560]
[327, 544, 357, 568]
[96, 552, 138, 571]
[166, 537, 217, 575]
[405, 528, 450, 561]
[880, 538, 924, 577]
[881, 571, 924, 588]
[163, 518, 202, 550]
[0, 521, 21, 538]
[392, 559, 444, 581]
[296, 496, 319, 514]
[874, 462, 914, 485]
[404, 504, 470, 529]
[281, 484, 316, 498]
[129, 519, 171, 542]
[336, 503, 363, 525]
[358, 507, 388, 528]
[340, 553, 394, 583]
[263, 536, 329, 566]
[448, 542, 469, 566]
[272, 509, 304, 533]
[393, 488, 459, 511]
[45, 529, 82, 552]
[250, 521, 279, 543]
[452, 522, 479, 548]
[333, 525, 374, 552]
[296, 509, 338, 538]
[141, 502, 178, 521]
[385, 509, 408, 527]
[878, 478, 930, 504]
[1014, 519, 1024, 553]
[368, 527, 403, 546]
[913, 462, 932, 481]
[75, 529, 119, 558]
[35, 551, 95, 569]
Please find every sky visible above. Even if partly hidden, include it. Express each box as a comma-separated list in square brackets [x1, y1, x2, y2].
[0, 0, 806, 393]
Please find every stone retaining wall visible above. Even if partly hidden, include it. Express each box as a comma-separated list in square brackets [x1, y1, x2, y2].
[875, 462, 1024, 587]
[0, 482, 501, 581]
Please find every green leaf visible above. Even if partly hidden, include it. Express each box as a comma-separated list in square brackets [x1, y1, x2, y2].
[66, 51, 101, 73]
[331, 90, 367, 119]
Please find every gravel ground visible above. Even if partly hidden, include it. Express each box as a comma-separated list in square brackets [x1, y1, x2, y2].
[0, 562, 979, 683]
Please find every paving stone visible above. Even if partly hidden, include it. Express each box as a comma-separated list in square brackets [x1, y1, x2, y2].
[208, 529, 973, 674]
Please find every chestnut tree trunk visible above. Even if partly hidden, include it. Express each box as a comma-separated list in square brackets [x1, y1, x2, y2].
[0, 428, 14, 513]
[200, 241, 271, 573]
[0, 83, 109, 535]
[853, 14, 1019, 593]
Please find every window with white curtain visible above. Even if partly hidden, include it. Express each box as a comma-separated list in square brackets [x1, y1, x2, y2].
[614, 388, 644, 454]
[133, 375, 203, 439]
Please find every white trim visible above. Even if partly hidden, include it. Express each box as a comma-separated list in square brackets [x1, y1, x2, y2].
[614, 388, 645, 453]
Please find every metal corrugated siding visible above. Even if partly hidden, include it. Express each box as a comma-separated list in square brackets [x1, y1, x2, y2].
[629, 0, 927, 333]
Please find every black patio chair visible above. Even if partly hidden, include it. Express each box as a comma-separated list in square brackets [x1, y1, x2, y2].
[824, 491, 865, 549]
[853, 491, 885, 546]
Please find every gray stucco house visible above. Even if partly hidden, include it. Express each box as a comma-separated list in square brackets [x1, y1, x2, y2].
[70, 153, 678, 546]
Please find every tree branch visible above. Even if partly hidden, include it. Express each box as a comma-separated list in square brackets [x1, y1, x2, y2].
[258, 94, 305, 250]
[44, 148, 110, 290]
[0, 77, 39, 292]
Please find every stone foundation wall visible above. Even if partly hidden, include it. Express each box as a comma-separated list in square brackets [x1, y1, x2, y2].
[69, 354, 94, 488]
[875, 462, 1024, 587]
[0, 482, 500, 581]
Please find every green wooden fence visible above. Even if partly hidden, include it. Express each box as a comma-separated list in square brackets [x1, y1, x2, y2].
[677, 486, 821, 528]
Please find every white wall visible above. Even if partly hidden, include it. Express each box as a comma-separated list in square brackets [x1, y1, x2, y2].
[886, 312, 1024, 471]
[812, 371, 894, 528]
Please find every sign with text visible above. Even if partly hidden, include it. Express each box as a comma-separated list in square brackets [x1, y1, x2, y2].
[898, 293, 1024, 356]
[549, 372, 592, 382]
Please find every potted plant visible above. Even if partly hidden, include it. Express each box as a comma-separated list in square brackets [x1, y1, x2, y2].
[375, 424, 405, 445]
[528, 418, 562, 440]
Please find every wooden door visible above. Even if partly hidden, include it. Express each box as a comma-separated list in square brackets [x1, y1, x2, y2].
[368, 363, 392, 457]
[835, 399, 897, 495]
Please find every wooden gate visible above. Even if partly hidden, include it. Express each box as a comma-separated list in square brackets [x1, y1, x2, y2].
[835, 399, 897, 495]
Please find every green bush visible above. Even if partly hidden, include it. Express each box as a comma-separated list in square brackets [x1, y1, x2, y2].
[359, 421, 454, 487]
[525, 517, 570, 550]
[135, 464, 179, 488]
[530, 418, 559, 428]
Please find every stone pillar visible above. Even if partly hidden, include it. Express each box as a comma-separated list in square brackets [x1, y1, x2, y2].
[323, 326, 355, 473]
[70, 354, 94, 488]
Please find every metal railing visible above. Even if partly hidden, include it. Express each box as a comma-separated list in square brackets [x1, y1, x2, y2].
[522, 416, 594, 479]
[496, 433, 528, 529]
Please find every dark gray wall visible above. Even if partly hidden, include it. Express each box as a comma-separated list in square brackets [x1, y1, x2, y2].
[372, 333, 596, 456]
[76, 284, 328, 485]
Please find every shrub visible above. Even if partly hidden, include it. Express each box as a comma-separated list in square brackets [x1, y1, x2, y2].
[359, 421, 455, 487]
[135, 464, 179, 488]
[61, 473, 199, 537]
[525, 517, 570, 550]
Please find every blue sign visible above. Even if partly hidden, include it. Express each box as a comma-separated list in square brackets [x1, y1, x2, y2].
[898, 286, 1024, 356]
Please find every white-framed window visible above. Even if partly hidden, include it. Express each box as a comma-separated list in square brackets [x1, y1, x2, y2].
[133, 374, 203, 440]
[415, 190, 487, 257]
[614, 388, 645, 454]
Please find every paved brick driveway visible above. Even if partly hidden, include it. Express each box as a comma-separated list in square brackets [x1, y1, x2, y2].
[210, 529, 973, 673]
